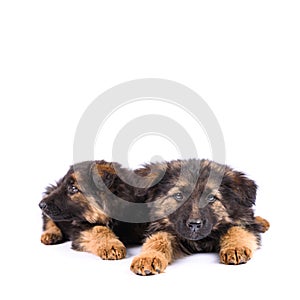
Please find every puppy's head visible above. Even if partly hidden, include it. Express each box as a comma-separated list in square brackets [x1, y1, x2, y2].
[39, 160, 118, 224]
[150, 159, 257, 241]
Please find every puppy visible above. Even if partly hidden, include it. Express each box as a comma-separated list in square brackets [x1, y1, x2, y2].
[131, 159, 270, 275]
[39, 160, 152, 259]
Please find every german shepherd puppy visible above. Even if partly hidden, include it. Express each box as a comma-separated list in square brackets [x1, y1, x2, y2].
[39, 160, 154, 259]
[131, 159, 269, 275]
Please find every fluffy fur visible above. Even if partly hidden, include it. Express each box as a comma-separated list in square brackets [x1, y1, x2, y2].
[131, 159, 270, 275]
[39, 160, 152, 259]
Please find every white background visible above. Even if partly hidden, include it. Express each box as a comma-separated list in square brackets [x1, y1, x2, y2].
[1, 1, 299, 299]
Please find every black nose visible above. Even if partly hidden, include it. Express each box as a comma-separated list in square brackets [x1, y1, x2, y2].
[186, 219, 204, 232]
[39, 201, 47, 210]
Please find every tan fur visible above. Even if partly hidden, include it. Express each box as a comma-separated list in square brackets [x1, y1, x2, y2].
[82, 200, 109, 224]
[211, 200, 232, 228]
[95, 163, 117, 176]
[255, 216, 270, 233]
[41, 218, 63, 245]
[130, 232, 174, 275]
[68, 172, 109, 224]
[219, 226, 258, 264]
[130, 159, 269, 274]
[75, 226, 126, 260]
[151, 191, 182, 219]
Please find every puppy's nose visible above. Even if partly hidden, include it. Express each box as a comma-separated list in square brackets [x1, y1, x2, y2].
[186, 219, 203, 232]
[39, 201, 47, 210]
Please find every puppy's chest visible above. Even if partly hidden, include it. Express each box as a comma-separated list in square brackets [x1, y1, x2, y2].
[181, 238, 219, 254]
[57, 220, 93, 240]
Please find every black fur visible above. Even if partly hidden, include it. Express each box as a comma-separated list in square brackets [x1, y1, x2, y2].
[39, 160, 150, 251]
[144, 159, 264, 254]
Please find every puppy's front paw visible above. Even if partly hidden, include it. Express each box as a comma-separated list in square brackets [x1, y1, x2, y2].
[130, 251, 168, 275]
[220, 246, 252, 265]
[97, 239, 126, 260]
[41, 231, 63, 245]
[255, 216, 270, 233]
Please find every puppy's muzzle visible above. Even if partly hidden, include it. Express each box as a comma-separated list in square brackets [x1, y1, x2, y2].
[39, 200, 61, 217]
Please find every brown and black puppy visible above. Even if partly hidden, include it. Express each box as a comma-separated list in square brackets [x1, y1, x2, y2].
[131, 159, 270, 275]
[39, 160, 152, 260]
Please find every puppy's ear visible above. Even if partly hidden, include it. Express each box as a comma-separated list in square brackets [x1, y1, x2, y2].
[90, 162, 117, 190]
[223, 170, 257, 207]
[133, 163, 167, 197]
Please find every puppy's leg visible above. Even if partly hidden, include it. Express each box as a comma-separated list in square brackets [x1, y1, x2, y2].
[72, 226, 126, 260]
[130, 232, 175, 275]
[219, 226, 259, 265]
[41, 215, 64, 245]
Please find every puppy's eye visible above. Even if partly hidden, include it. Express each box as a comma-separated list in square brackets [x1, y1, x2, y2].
[207, 194, 216, 202]
[173, 192, 184, 201]
[67, 185, 79, 195]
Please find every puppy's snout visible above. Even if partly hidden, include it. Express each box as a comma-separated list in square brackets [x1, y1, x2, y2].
[39, 201, 47, 210]
[186, 219, 205, 232]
